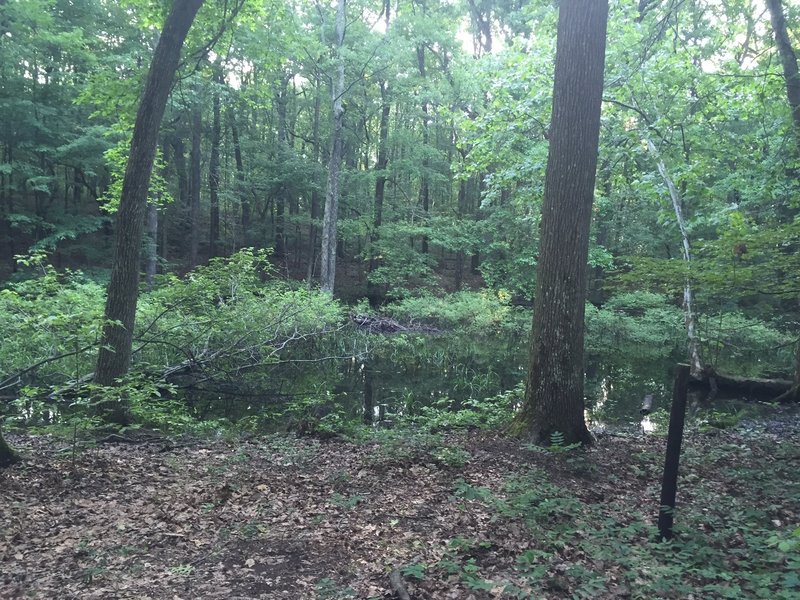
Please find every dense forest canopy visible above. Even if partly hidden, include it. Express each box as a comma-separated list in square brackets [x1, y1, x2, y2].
[1, 0, 799, 414]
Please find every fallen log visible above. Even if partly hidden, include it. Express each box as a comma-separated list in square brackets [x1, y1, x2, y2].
[692, 368, 797, 403]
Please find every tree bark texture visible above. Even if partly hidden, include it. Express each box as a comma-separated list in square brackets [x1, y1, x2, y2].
[144, 200, 158, 290]
[320, 0, 346, 294]
[95, 0, 204, 388]
[516, 0, 609, 446]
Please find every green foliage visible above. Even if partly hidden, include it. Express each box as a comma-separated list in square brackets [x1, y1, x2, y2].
[400, 563, 426, 580]
[367, 223, 438, 299]
[585, 292, 685, 367]
[1, 250, 343, 432]
[409, 386, 522, 432]
[450, 439, 800, 600]
[386, 290, 524, 334]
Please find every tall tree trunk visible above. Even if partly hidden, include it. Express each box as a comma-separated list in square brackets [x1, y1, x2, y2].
[95, 0, 204, 397]
[209, 68, 222, 258]
[144, 200, 158, 290]
[227, 109, 248, 241]
[765, 0, 800, 393]
[307, 77, 323, 285]
[514, 0, 609, 446]
[766, 0, 800, 152]
[455, 178, 467, 291]
[417, 45, 430, 254]
[171, 135, 189, 206]
[275, 75, 290, 258]
[189, 101, 202, 267]
[320, 0, 346, 294]
[368, 81, 390, 306]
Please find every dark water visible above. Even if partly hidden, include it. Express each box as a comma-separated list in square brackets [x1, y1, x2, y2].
[187, 328, 792, 434]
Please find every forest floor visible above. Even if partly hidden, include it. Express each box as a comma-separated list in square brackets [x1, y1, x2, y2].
[1, 411, 799, 600]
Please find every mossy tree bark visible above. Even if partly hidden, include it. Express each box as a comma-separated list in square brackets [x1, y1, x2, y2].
[514, 0, 609, 446]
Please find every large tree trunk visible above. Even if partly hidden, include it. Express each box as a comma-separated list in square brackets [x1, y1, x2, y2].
[514, 0, 608, 446]
[320, 0, 346, 294]
[95, 0, 204, 396]
[765, 0, 800, 394]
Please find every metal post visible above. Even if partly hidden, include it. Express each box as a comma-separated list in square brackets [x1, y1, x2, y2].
[658, 364, 690, 541]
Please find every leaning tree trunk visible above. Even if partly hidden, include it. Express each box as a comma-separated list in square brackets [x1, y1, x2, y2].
[320, 0, 346, 294]
[95, 0, 205, 399]
[514, 0, 609, 447]
[647, 140, 704, 378]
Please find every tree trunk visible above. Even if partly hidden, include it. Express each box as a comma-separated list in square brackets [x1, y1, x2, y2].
[766, 0, 800, 151]
[95, 0, 204, 396]
[0, 425, 20, 468]
[765, 0, 800, 395]
[647, 139, 704, 378]
[307, 78, 323, 285]
[227, 109, 248, 241]
[275, 75, 290, 259]
[189, 100, 202, 268]
[368, 80, 390, 306]
[209, 68, 222, 258]
[417, 45, 430, 255]
[320, 0, 346, 294]
[144, 200, 158, 290]
[514, 0, 608, 446]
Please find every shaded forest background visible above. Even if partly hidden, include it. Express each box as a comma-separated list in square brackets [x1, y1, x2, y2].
[1, 0, 800, 422]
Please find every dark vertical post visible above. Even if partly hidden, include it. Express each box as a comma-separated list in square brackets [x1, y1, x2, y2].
[658, 363, 690, 540]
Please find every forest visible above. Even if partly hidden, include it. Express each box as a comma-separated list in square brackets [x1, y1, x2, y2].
[1, 0, 799, 598]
